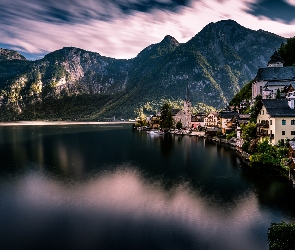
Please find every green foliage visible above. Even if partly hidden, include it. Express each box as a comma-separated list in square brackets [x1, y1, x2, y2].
[226, 131, 236, 140]
[241, 122, 257, 141]
[268, 221, 295, 250]
[250, 95, 262, 122]
[242, 141, 250, 153]
[0, 93, 114, 121]
[249, 139, 288, 167]
[160, 102, 173, 129]
[176, 121, 182, 130]
[229, 80, 253, 106]
[278, 36, 295, 66]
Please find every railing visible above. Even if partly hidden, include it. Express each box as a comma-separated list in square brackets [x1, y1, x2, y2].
[257, 131, 269, 137]
[257, 123, 269, 128]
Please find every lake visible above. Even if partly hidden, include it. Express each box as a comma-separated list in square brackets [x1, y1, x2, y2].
[0, 123, 294, 249]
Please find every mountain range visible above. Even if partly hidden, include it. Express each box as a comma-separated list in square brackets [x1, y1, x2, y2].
[0, 19, 286, 121]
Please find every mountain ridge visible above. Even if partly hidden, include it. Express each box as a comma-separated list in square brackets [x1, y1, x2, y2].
[0, 19, 287, 120]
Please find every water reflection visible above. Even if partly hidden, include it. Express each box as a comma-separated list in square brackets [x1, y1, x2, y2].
[0, 167, 269, 250]
[0, 125, 295, 250]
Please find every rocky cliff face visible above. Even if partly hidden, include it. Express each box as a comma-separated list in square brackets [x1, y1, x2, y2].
[0, 48, 27, 61]
[0, 20, 286, 120]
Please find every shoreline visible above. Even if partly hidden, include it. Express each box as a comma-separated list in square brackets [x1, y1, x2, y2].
[0, 121, 134, 126]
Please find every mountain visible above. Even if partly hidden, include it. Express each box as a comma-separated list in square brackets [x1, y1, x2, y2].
[0, 48, 26, 61]
[0, 20, 286, 121]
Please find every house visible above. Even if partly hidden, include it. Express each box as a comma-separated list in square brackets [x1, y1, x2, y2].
[219, 111, 239, 134]
[252, 50, 295, 100]
[256, 97, 295, 145]
[204, 112, 219, 128]
[149, 115, 161, 129]
[191, 113, 206, 129]
[237, 114, 250, 126]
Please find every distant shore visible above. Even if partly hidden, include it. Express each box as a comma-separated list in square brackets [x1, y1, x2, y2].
[0, 121, 134, 126]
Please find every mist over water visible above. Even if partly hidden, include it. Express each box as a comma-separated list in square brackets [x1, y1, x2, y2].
[0, 124, 294, 249]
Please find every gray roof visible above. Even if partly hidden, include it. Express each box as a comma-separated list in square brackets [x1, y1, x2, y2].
[262, 99, 295, 117]
[254, 66, 295, 82]
[219, 111, 239, 119]
[265, 81, 295, 86]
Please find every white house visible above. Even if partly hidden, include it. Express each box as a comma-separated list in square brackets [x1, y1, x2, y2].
[252, 50, 295, 100]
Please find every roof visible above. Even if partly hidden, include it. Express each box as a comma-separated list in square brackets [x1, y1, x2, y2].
[191, 116, 204, 122]
[171, 109, 181, 116]
[262, 99, 295, 117]
[219, 111, 239, 119]
[254, 66, 295, 82]
[265, 80, 295, 86]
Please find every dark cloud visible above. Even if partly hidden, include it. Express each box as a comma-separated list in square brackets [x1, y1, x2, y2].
[247, 0, 295, 23]
[0, 0, 193, 25]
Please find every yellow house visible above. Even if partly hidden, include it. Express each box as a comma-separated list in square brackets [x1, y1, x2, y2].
[218, 111, 239, 134]
[257, 98, 295, 145]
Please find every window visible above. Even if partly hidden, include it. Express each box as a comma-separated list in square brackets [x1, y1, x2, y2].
[282, 131, 285, 135]
[292, 131, 295, 135]
[262, 110, 264, 115]
[291, 119, 295, 125]
[270, 120, 272, 125]
[282, 119, 286, 125]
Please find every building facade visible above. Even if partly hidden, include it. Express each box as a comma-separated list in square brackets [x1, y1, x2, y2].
[257, 98, 295, 145]
[252, 50, 295, 100]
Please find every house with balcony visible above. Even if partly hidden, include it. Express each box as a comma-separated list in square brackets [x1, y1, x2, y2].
[149, 115, 161, 129]
[204, 112, 219, 128]
[219, 111, 239, 134]
[256, 94, 295, 145]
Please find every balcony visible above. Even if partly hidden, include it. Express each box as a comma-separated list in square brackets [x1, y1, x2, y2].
[257, 123, 269, 128]
[257, 130, 269, 137]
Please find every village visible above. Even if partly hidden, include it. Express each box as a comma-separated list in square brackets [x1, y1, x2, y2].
[135, 50, 295, 184]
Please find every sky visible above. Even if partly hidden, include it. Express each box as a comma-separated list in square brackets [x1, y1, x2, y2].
[1, 0, 295, 60]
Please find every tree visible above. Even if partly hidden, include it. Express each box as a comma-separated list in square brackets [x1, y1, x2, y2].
[241, 122, 257, 141]
[268, 221, 295, 250]
[176, 121, 182, 130]
[249, 139, 288, 167]
[160, 102, 173, 129]
[278, 37, 295, 66]
[249, 95, 262, 122]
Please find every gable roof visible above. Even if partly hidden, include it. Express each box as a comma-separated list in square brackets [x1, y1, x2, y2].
[254, 66, 295, 82]
[262, 99, 295, 117]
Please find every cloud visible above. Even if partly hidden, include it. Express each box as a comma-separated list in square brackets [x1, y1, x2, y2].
[0, 0, 295, 60]
[246, 0, 295, 23]
[284, 0, 295, 5]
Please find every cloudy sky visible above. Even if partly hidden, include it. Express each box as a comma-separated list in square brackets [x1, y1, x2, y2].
[1, 0, 295, 60]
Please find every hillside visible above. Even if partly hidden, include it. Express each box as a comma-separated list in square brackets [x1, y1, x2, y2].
[0, 20, 286, 120]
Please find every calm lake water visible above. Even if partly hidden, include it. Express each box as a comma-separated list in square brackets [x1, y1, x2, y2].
[0, 123, 294, 250]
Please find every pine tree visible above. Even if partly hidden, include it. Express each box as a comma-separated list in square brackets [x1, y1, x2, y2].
[160, 102, 173, 129]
